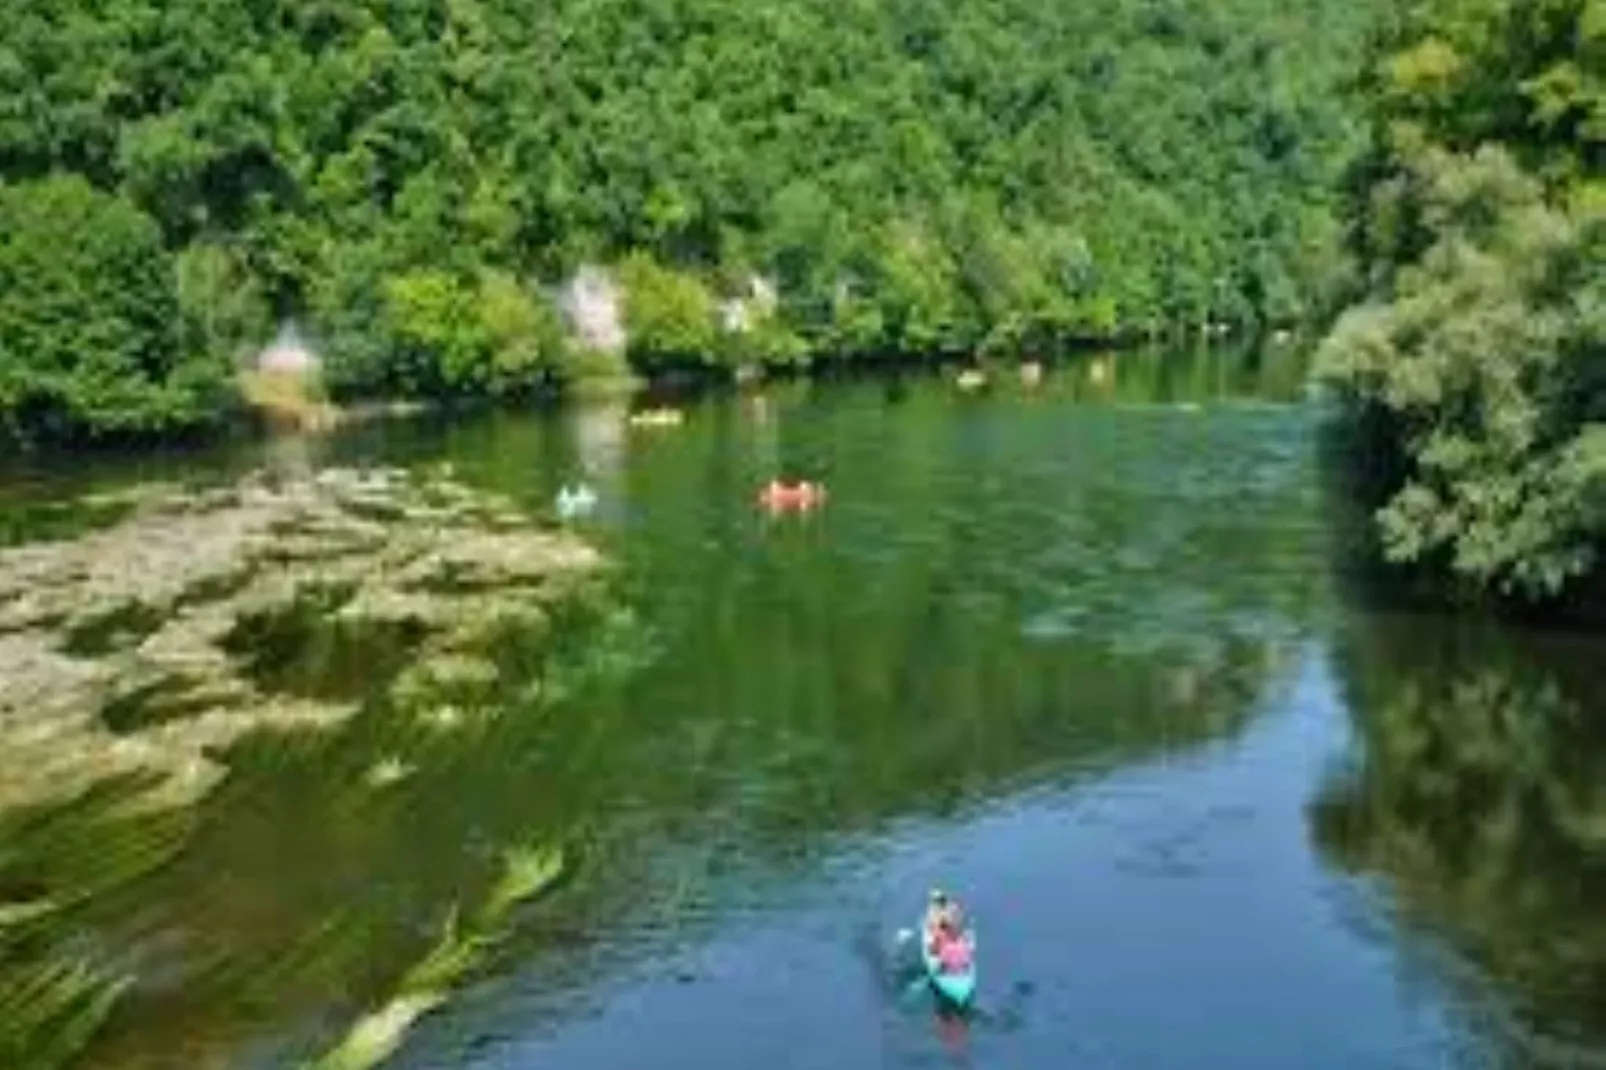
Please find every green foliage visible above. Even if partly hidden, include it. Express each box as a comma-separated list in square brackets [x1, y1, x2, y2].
[478, 272, 569, 392]
[617, 253, 718, 372]
[1320, 147, 1606, 597]
[0, 0, 1385, 426]
[870, 222, 963, 354]
[1319, 0, 1606, 605]
[373, 269, 564, 398]
[0, 175, 230, 441]
[174, 241, 273, 367]
[714, 280, 808, 370]
[383, 271, 488, 396]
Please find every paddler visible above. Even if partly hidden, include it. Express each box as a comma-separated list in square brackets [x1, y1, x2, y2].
[924, 888, 972, 972]
[924, 889, 964, 945]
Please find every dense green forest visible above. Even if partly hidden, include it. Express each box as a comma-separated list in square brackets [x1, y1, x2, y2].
[0, 0, 1383, 439]
[1315, 0, 1604, 606]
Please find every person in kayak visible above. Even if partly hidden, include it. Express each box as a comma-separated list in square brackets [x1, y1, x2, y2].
[924, 889, 973, 972]
[925, 888, 963, 935]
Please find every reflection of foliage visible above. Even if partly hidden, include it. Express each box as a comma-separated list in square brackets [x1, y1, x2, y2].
[1060, 344, 1310, 405]
[597, 364, 1322, 834]
[1311, 617, 1606, 1053]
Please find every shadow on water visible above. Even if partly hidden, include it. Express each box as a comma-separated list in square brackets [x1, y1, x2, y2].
[1311, 613, 1606, 1068]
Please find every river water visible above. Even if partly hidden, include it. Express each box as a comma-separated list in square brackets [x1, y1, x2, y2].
[2, 348, 1603, 1070]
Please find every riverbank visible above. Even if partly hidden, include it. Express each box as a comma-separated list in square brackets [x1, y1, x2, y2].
[230, 331, 1298, 439]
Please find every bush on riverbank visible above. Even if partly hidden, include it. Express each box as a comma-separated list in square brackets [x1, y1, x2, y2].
[0, 176, 232, 442]
[1316, 0, 1605, 608]
[237, 368, 340, 432]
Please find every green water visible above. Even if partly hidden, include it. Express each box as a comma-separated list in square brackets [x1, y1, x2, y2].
[1, 348, 1602, 1070]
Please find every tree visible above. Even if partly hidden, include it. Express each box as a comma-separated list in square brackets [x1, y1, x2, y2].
[617, 252, 718, 373]
[0, 175, 230, 441]
[378, 269, 565, 397]
[1320, 147, 1606, 598]
[1318, 0, 1605, 607]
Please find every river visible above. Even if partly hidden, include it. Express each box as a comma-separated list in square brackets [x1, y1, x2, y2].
[2, 347, 1602, 1070]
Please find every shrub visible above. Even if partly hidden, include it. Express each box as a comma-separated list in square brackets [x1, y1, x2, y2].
[0, 176, 230, 440]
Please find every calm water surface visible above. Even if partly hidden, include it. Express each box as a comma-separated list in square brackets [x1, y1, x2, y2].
[3, 349, 1603, 1069]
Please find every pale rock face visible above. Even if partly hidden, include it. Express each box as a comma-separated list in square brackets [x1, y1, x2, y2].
[748, 274, 778, 315]
[718, 274, 780, 335]
[558, 265, 626, 355]
[257, 320, 321, 374]
[719, 298, 751, 334]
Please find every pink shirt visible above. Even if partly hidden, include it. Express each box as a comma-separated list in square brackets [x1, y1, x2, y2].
[936, 935, 972, 972]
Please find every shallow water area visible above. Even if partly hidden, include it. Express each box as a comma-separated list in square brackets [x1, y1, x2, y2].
[1, 347, 1602, 1070]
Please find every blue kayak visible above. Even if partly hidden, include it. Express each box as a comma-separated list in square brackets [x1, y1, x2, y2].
[919, 923, 977, 1007]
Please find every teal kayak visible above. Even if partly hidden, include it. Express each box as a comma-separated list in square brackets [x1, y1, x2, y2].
[919, 922, 977, 1007]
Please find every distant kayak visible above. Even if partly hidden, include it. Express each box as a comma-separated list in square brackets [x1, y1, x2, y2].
[756, 479, 826, 512]
[555, 482, 597, 519]
[919, 920, 977, 1008]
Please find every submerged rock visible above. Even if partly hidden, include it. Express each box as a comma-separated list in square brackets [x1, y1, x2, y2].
[0, 468, 605, 815]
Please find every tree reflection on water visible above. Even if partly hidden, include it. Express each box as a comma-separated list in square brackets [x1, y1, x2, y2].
[1312, 614, 1606, 1066]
